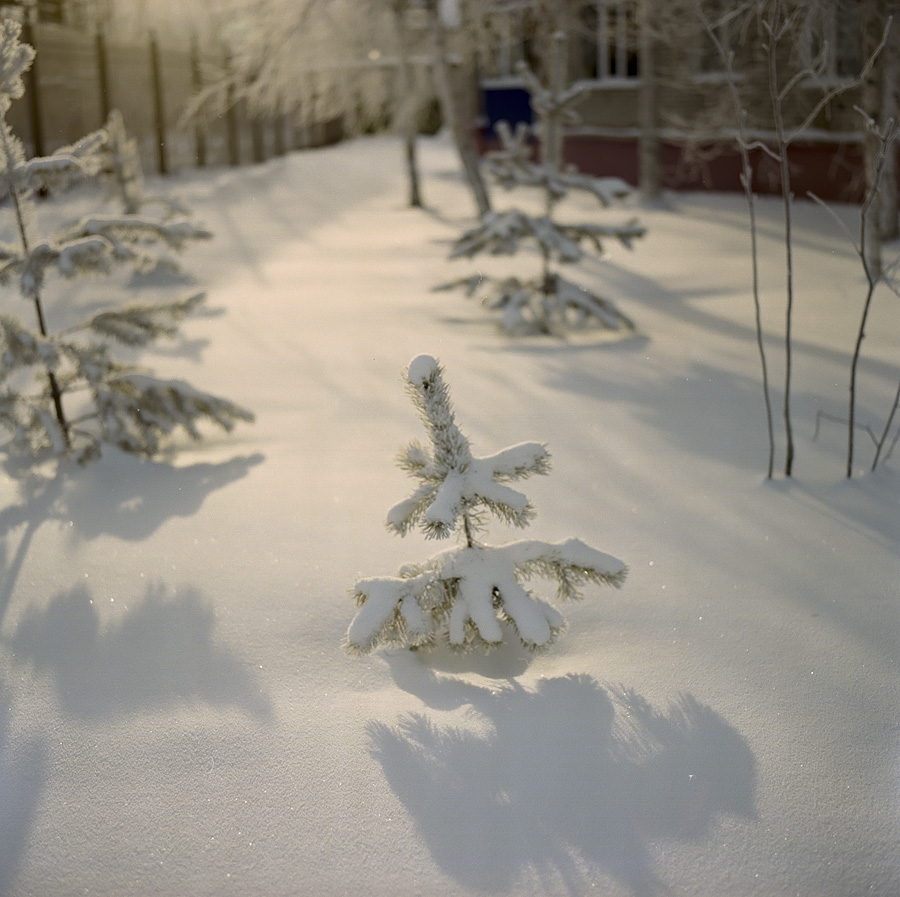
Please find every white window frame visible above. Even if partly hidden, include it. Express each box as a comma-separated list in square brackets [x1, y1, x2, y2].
[593, 0, 635, 81]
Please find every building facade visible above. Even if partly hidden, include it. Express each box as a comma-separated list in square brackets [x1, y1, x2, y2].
[468, 0, 890, 200]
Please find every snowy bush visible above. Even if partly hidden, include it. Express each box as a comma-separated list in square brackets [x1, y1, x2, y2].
[346, 355, 626, 654]
[0, 22, 252, 463]
[436, 32, 645, 336]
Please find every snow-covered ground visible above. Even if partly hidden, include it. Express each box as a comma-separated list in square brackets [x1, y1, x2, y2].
[0, 134, 897, 897]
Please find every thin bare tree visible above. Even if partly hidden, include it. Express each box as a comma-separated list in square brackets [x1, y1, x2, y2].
[422, 0, 492, 215]
[697, 0, 775, 478]
[812, 111, 900, 476]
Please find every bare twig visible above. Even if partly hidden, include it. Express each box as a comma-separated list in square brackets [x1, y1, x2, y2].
[813, 410, 878, 446]
[697, 0, 775, 479]
[764, 0, 796, 476]
[848, 114, 899, 476]
[787, 18, 892, 143]
[872, 379, 900, 469]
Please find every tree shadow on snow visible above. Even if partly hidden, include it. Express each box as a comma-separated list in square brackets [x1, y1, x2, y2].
[0, 683, 46, 894]
[5, 582, 274, 722]
[0, 451, 264, 621]
[371, 660, 756, 897]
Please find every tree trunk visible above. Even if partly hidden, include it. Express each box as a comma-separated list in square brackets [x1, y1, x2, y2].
[767, 0, 796, 477]
[861, 0, 888, 275]
[392, 0, 424, 207]
[639, 0, 661, 200]
[542, 32, 567, 173]
[425, 0, 491, 216]
[878, 11, 899, 240]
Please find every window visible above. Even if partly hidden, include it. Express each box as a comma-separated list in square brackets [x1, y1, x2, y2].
[36, 0, 64, 23]
[800, 2, 864, 80]
[579, 0, 639, 81]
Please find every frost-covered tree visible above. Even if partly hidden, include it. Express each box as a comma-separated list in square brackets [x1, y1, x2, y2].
[437, 31, 645, 336]
[0, 21, 253, 463]
[346, 355, 626, 654]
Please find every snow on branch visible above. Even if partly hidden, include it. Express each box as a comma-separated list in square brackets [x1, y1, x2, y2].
[450, 210, 644, 263]
[551, 275, 637, 331]
[12, 153, 95, 194]
[82, 293, 206, 346]
[0, 315, 60, 371]
[0, 215, 213, 299]
[347, 569, 437, 655]
[93, 373, 254, 457]
[4, 237, 118, 300]
[487, 121, 632, 206]
[59, 215, 213, 253]
[0, 392, 68, 457]
[0, 20, 34, 106]
[512, 58, 586, 126]
[346, 356, 626, 654]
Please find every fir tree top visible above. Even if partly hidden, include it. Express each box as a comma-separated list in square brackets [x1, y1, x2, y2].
[388, 354, 550, 542]
[0, 20, 33, 111]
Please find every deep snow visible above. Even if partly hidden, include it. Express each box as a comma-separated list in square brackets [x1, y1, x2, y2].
[0, 133, 897, 897]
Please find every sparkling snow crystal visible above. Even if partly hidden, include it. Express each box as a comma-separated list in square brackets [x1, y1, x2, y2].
[346, 356, 626, 654]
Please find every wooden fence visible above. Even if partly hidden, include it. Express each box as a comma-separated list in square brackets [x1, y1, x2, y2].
[7, 22, 345, 174]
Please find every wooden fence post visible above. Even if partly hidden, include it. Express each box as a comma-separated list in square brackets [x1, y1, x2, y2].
[190, 34, 207, 168]
[251, 114, 265, 163]
[149, 33, 168, 175]
[95, 29, 110, 123]
[22, 21, 45, 157]
[273, 97, 286, 156]
[223, 49, 241, 167]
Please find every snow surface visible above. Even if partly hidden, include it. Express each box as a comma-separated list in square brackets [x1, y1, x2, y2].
[0, 133, 897, 896]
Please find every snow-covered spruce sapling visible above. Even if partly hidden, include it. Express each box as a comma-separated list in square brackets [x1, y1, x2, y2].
[346, 355, 626, 654]
[0, 21, 252, 462]
[95, 109, 188, 219]
[436, 32, 645, 336]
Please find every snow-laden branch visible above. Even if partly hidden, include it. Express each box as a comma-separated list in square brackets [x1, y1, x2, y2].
[487, 121, 632, 206]
[0, 314, 59, 371]
[0, 214, 213, 299]
[0, 20, 33, 104]
[11, 153, 95, 195]
[435, 273, 636, 335]
[59, 215, 213, 252]
[348, 536, 627, 654]
[450, 210, 644, 262]
[93, 372, 254, 457]
[82, 293, 206, 346]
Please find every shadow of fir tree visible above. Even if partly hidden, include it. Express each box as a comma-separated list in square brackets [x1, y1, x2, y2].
[0, 451, 264, 621]
[0, 683, 46, 894]
[6, 582, 273, 722]
[369, 668, 756, 897]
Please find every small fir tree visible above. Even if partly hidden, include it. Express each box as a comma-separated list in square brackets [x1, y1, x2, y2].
[95, 109, 188, 219]
[346, 355, 626, 654]
[437, 32, 645, 336]
[0, 21, 252, 463]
